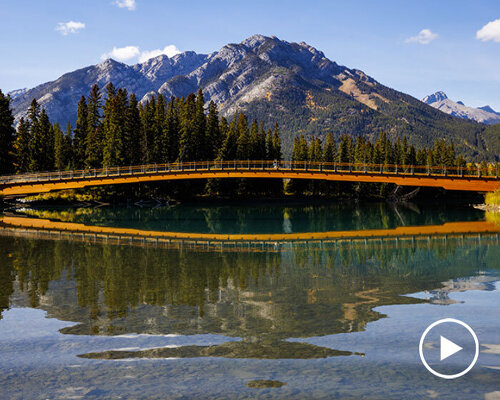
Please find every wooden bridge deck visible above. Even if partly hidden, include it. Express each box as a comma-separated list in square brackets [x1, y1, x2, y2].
[1, 161, 499, 196]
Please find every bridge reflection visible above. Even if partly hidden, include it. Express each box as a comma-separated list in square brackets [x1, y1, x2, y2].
[0, 215, 498, 253]
[1, 213, 499, 360]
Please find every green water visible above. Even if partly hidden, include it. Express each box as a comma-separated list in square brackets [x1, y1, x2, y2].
[0, 203, 499, 399]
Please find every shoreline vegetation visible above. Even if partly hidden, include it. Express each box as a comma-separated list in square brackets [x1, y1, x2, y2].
[475, 190, 500, 212]
[0, 86, 497, 206]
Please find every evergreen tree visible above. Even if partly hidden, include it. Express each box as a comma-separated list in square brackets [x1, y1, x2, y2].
[85, 84, 102, 168]
[140, 97, 156, 163]
[85, 125, 104, 168]
[124, 93, 142, 165]
[73, 96, 88, 168]
[102, 85, 128, 167]
[0, 90, 15, 174]
[28, 101, 50, 172]
[194, 90, 207, 160]
[13, 117, 30, 173]
[40, 110, 54, 170]
[63, 122, 73, 169]
[53, 123, 65, 170]
[164, 97, 180, 163]
[236, 113, 250, 159]
[153, 94, 166, 162]
[218, 115, 238, 161]
[323, 133, 336, 163]
[178, 94, 196, 162]
[265, 129, 273, 160]
[338, 134, 350, 163]
[271, 123, 282, 161]
[206, 101, 221, 160]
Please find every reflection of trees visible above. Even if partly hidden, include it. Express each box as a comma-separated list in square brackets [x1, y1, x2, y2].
[0, 238, 15, 320]
[22, 202, 484, 234]
[4, 234, 498, 339]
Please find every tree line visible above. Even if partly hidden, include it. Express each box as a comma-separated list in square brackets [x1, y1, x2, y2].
[0, 86, 496, 199]
[5, 85, 281, 173]
[292, 132, 467, 168]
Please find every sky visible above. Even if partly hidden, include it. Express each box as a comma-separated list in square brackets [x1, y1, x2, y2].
[1, 0, 499, 109]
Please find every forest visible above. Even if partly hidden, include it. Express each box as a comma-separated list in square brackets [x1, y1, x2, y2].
[0, 86, 496, 199]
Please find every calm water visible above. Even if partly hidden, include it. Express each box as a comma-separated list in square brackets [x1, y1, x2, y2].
[0, 202, 499, 399]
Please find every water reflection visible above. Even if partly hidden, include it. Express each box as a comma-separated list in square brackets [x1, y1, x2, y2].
[1, 203, 499, 362]
[16, 202, 486, 234]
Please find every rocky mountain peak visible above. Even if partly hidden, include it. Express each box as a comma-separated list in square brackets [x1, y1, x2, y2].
[478, 105, 499, 115]
[422, 91, 500, 125]
[422, 91, 448, 104]
[8, 34, 499, 160]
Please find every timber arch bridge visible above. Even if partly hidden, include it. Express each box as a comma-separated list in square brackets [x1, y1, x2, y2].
[0, 160, 499, 196]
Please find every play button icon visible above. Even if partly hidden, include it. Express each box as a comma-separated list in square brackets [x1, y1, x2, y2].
[419, 318, 479, 379]
[440, 336, 463, 361]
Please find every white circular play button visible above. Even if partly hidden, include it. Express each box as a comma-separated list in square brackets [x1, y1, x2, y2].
[419, 318, 479, 379]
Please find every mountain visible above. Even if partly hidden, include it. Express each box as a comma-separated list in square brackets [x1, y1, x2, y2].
[9, 35, 499, 159]
[422, 91, 500, 125]
[478, 105, 500, 116]
[10, 52, 211, 128]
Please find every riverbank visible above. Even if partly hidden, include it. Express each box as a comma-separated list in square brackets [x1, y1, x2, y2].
[474, 204, 500, 212]
[475, 190, 500, 213]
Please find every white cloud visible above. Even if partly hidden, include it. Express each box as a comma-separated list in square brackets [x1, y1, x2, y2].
[101, 46, 140, 61]
[477, 19, 500, 43]
[405, 29, 438, 45]
[100, 44, 182, 63]
[113, 0, 136, 11]
[138, 45, 182, 62]
[55, 21, 86, 36]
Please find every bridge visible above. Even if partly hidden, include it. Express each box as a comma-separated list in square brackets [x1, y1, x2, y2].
[0, 160, 499, 196]
[1, 215, 498, 253]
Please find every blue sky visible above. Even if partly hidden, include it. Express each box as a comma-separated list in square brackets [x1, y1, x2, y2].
[1, 0, 499, 109]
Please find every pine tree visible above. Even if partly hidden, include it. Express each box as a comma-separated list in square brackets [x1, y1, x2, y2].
[102, 84, 128, 167]
[257, 122, 267, 160]
[206, 101, 221, 160]
[338, 134, 350, 163]
[73, 96, 88, 168]
[85, 125, 104, 168]
[308, 137, 322, 162]
[13, 117, 30, 173]
[140, 97, 156, 163]
[153, 94, 166, 162]
[85, 84, 102, 168]
[271, 123, 281, 161]
[265, 129, 273, 160]
[124, 93, 142, 165]
[218, 114, 238, 160]
[42, 111, 55, 170]
[236, 113, 250, 159]
[0, 90, 15, 174]
[323, 133, 336, 163]
[194, 90, 207, 160]
[402, 136, 408, 165]
[63, 122, 73, 169]
[27, 104, 54, 172]
[164, 97, 180, 163]
[178, 94, 196, 162]
[53, 123, 65, 170]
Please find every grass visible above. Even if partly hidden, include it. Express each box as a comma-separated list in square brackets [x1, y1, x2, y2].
[485, 190, 500, 206]
[486, 211, 500, 227]
[23, 190, 98, 203]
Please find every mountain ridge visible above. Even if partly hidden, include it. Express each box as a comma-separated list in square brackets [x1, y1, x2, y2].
[8, 34, 498, 160]
[422, 91, 500, 125]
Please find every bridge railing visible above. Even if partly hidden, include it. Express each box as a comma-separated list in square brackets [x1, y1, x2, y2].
[0, 160, 498, 185]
